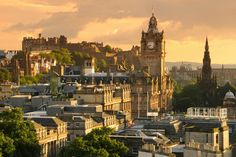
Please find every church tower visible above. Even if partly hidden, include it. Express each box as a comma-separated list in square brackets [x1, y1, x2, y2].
[140, 13, 165, 77]
[199, 38, 217, 106]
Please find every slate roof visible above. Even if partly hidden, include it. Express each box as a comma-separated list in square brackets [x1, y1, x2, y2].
[30, 117, 65, 127]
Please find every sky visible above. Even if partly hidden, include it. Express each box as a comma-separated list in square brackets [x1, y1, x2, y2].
[1, 0, 236, 64]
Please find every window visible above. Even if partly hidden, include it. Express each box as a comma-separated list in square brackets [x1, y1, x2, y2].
[132, 147, 138, 154]
[216, 134, 219, 144]
[75, 122, 80, 127]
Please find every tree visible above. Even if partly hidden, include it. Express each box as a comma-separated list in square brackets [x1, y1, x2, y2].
[0, 108, 40, 157]
[71, 51, 90, 66]
[40, 48, 72, 65]
[60, 137, 109, 157]
[59, 127, 128, 157]
[173, 81, 236, 112]
[51, 48, 72, 65]
[0, 68, 11, 82]
[20, 73, 44, 85]
[104, 45, 112, 52]
[0, 131, 15, 157]
[95, 59, 108, 72]
[173, 83, 203, 112]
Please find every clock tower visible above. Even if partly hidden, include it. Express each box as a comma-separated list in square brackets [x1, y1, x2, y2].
[140, 13, 165, 77]
[129, 13, 173, 118]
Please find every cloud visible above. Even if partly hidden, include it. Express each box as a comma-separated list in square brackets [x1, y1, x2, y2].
[1, 0, 236, 63]
[5, 0, 236, 39]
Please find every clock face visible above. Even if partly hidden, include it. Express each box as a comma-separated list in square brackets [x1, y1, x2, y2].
[147, 41, 155, 49]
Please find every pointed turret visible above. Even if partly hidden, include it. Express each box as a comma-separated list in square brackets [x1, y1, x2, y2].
[148, 13, 158, 32]
[205, 37, 209, 51]
[202, 37, 212, 80]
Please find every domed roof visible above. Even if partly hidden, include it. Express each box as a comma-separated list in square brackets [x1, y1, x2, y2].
[224, 90, 235, 100]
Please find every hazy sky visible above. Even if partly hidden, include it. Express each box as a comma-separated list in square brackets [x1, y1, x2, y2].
[1, 0, 236, 64]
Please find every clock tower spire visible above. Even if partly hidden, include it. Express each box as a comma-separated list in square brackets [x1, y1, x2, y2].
[140, 13, 165, 77]
[148, 13, 158, 32]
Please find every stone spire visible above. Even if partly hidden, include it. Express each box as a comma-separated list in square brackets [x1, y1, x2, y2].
[198, 37, 217, 106]
[202, 37, 212, 80]
[205, 37, 209, 51]
[148, 13, 158, 32]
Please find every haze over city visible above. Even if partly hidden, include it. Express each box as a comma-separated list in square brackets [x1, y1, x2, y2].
[1, 0, 236, 63]
[1, 1, 236, 157]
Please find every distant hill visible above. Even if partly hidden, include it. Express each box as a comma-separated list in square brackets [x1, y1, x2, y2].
[166, 61, 236, 70]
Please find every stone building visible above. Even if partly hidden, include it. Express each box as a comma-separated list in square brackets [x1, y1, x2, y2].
[22, 33, 67, 52]
[27, 117, 68, 157]
[170, 65, 236, 87]
[73, 84, 132, 121]
[140, 13, 165, 77]
[134, 13, 174, 114]
[47, 104, 119, 139]
[23, 50, 57, 76]
[110, 129, 176, 157]
[130, 72, 159, 118]
[46, 83, 131, 138]
[223, 90, 236, 119]
[184, 120, 232, 157]
[69, 115, 103, 139]
[186, 107, 228, 119]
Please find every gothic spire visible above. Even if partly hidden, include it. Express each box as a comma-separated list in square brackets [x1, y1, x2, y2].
[199, 37, 217, 107]
[148, 13, 158, 32]
[202, 37, 212, 80]
[205, 37, 209, 51]
[203, 37, 210, 62]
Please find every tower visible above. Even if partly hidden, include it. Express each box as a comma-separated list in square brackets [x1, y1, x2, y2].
[199, 38, 217, 106]
[202, 38, 212, 81]
[131, 13, 174, 116]
[140, 13, 165, 77]
[83, 57, 95, 75]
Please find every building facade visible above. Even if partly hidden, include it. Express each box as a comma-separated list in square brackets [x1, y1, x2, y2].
[184, 120, 232, 157]
[29, 117, 68, 157]
[136, 13, 173, 114]
[223, 90, 236, 119]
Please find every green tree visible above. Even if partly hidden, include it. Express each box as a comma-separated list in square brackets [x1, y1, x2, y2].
[95, 59, 108, 72]
[0, 108, 40, 157]
[0, 131, 15, 157]
[104, 45, 112, 52]
[20, 73, 44, 85]
[59, 127, 128, 157]
[0, 68, 11, 82]
[71, 51, 90, 66]
[173, 83, 203, 112]
[60, 137, 109, 157]
[173, 81, 236, 112]
[51, 48, 72, 65]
